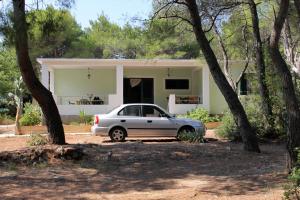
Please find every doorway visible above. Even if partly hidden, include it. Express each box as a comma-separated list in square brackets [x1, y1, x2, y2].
[124, 78, 154, 104]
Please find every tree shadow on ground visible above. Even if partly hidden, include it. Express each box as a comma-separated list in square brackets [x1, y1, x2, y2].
[0, 140, 287, 199]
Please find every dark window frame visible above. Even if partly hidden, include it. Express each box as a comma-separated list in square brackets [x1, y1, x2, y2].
[141, 105, 168, 118]
[117, 105, 142, 117]
[165, 79, 189, 90]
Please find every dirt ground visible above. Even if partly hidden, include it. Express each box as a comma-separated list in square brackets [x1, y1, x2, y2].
[0, 130, 287, 200]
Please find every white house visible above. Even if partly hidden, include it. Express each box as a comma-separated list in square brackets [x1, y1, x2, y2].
[37, 58, 249, 121]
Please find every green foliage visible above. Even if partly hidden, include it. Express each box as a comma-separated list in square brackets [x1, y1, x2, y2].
[217, 95, 286, 140]
[284, 149, 300, 200]
[79, 110, 93, 125]
[27, 133, 48, 146]
[26, 6, 82, 59]
[216, 111, 238, 140]
[179, 107, 220, 123]
[177, 129, 205, 143]
[65, 14, 200, 59]
[0, 113, 14, 125]
[20, 103, 42, 126]
[4, 162, 17, 171]
[0, 48, 20, 96]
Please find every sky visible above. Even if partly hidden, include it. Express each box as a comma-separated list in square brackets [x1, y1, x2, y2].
[70, 0, 153, 28]
[0, 0, 153, 28]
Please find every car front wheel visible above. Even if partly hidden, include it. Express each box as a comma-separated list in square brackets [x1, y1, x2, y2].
[177, 126, 195, 139]
[109, 127, 126, 142]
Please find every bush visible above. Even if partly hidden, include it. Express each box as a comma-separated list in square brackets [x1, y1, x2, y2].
[177, 129, 205, 143]
[284, 150, 300, 200]
[20, 103, 42, 126]
[79, 110, 93, 125]
[27, 133, 48, 146]
[216, 95, 285, 140]
[179, 107, 220, 123]
[0, 114, 14, 125]
[216, 111, 238, 140]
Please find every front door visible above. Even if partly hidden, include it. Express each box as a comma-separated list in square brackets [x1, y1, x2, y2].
[142, 105, 178, 137]
[124, 78, 154, 104]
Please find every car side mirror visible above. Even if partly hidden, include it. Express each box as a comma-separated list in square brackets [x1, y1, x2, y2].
[160, 113, 167, 118]
[161, 113, 175, 118]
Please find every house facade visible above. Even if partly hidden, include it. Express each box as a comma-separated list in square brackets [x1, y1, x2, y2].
[37, 58, 248, 120]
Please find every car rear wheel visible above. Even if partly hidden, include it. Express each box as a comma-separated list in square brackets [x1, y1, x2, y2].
[110, 127, 126, 142]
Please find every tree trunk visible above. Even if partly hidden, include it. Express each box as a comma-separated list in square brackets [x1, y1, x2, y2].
[15, 98, 22, 135]
[12, 0, 65, 144]
[248, 0, 274, 133]
[210, 19, 236, 90]
[283, 17, 300, 75]
[185, 0, 260, 152]
[269, 0, 300, 169]
[294, 0, 300, 26]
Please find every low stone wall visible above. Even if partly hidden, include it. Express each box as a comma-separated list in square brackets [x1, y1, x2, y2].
[60, 115, 81, 124]
[18, 125, 91, 135]
[204, 122, 221, 129]
[17, 122, 220, 135]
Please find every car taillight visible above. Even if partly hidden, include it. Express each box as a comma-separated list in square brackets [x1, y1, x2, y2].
[94, 115, 99, 124]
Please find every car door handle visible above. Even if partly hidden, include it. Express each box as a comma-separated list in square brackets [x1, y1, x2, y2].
[147, 120, 152, 123]
[120, 120, 126, 122]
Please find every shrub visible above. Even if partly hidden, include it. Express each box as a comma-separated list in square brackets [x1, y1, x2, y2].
[179, 107, 220, 123]
[216, 95, 286, 140]
[79, 110, 93, 125]
[177, 129, 205, 143]
[20, 103, 42, 126]
[284, 150, 300, 200]
[216, 111, 238, 140]
[0, 114, 14, 125]
[27, 133, 48, 146]
[0, 108, 9, 115]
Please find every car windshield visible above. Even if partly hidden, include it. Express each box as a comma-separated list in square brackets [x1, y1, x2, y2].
[156, 106, 173, 118]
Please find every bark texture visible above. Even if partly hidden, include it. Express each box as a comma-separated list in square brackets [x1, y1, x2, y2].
[269, 0, 300, 168]
[185, 0, 260, 152]
[12, 0, 65, 144]
[14, 98, 22, 135]
[283, 17, 300, 75]
[294, 0, 300, 24]
[248, 0, 274, 132]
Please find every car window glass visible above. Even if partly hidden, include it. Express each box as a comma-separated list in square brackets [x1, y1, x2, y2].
[118, 105, 141, 116]
[142, 105, 165, 117]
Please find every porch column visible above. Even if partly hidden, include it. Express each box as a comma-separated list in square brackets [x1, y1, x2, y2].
[202, 65, 210, 112]
[40, 64, 49, 90]
[116, 65, 124, 104]
[48, 69, 58, 103]
[49, 69, 54, 93]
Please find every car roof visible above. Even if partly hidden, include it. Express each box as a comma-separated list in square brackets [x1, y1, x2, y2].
[122, 103, 158, 106]
[123, 103, 156, 106]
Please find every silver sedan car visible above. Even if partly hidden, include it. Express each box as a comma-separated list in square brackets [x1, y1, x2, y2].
[91, 103, 206, 142]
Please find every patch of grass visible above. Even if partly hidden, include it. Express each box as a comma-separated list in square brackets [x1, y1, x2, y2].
[26, 133, 48, 146]
[4, 162, 17, 171]
[284, 149, 300, 200]
[177, 129, 205, 143]
[33, 162, 48, 169]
